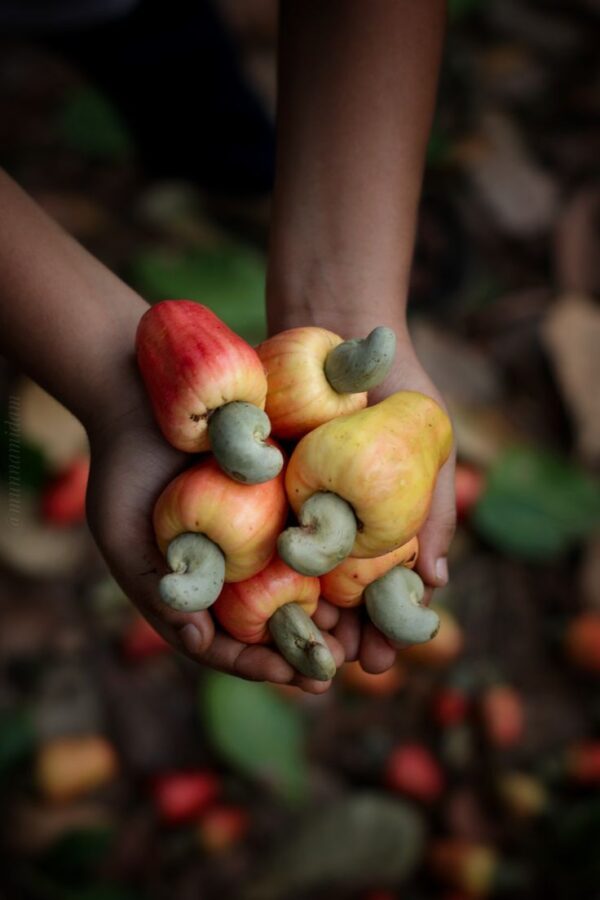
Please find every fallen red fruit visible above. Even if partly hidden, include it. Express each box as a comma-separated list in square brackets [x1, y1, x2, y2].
[198, 804, 249, 852]
[122, 615, 170, 661]
[41, 457, 90, 526]
[151, 771, 220, 824]
[480, 684, 524, 749]
[566, 741, 600, 785]
[385, 743, 445, 804]
[431, 686, 470, 728]
[564, 612, 600, 674]
[455, 463, 485, 521]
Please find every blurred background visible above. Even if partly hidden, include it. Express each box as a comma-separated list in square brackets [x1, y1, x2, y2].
[1, 0, 599, 897]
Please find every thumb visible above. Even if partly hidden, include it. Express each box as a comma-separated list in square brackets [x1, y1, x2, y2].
[415, 450, 456, 590]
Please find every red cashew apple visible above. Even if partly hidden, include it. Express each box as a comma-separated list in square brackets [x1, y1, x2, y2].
[41, 456, 90, 526]
[564, 611, 600, 673]
[385, 743, 445, 804]
[565, 741, 600, 785]
[479, 684, 524, 750]
[319, 538, 438, 645]
[154, 457, 287, 612]
[197, 804, 250, 852]
[151, 770, 220, 824]
[278, 391, 453, 575]
[136, 301, 283, 484]
[256, 325, 396, 439]
[454, 463, 485, 521]
[213, 556, 336, 681]
[431, 686, 470, 728]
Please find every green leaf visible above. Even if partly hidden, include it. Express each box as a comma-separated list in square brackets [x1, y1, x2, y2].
[129, 245, 267, 344]
[59, 86, 133, 162]
[200, 672, 308, 803]
[473, 447, 600, 561]
[0, 708, 35, 775]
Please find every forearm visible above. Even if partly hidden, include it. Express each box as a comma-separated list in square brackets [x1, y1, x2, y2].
[0, 169, 148, 430]
[268, 0, 445, 337]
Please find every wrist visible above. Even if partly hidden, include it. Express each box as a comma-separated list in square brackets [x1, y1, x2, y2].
[80, 295, 150, 441]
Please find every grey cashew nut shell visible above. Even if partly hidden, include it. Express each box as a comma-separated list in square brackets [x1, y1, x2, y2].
[324, 326, 397, 394]
[364, 567, 440, 645]
[277, 492, 357, 576]
[269, 602, 337, 681]
[208, 401, 284, 484]
[159, 532, 226, 612]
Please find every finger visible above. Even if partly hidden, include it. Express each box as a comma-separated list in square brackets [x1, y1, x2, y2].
[359, 621, 397, 674]
[332, 609, 362, 661]
[415, 449, 456, 589]
[313, 599, 341, 630]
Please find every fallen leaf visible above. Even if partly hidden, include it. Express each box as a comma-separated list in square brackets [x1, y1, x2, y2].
[455, 113, 559, 236]
[542, 294, 600, 463]
[243, 793, 425, 899]
[554, 187, 600, 296]
[473, 446, 600, 560]
[18, 378, 88, 468]
[0, 486, 89, 576]
[412, 320, 504, 406]
[201, 672, 308, 803]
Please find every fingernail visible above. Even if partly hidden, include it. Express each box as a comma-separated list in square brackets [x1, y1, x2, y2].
[435, 557, 449, 585]
[180, 623, 203, 655]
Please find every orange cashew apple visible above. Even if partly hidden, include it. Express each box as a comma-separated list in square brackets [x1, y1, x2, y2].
[320, 539, 439, 645]
[153, 457, 287, 611]
[256, 325, 396, 439]
[137, 300, 283, 483]
[278, 391, 453, 575]
[213, 557, 336, 680]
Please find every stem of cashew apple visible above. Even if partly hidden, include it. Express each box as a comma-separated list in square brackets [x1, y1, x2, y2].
[277, 492, 357, 576]
[208, 401, 284, 484]
[324, 326, 396, 393]
[269, 602, 337, 681]
[159, 532, 226, 612]
[364, 567, 440, 644]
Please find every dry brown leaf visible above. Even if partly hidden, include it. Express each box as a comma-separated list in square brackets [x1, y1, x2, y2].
[18, 378, 87, 467]
[412, 320, 504, 407]
[0, 487, 89, 576]
[541, 293, 600, 464]
[554, 187, 600, 296]
[456, 113, 559, 237]
[448, 400, 520, 468]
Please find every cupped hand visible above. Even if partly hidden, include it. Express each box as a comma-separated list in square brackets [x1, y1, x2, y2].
[85, 382, 344, 694]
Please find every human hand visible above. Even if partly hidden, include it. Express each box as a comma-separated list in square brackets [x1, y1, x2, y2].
[86, 375, 344, 694]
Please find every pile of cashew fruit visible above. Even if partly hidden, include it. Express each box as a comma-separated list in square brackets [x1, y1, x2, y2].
[136, 300, 453, 682]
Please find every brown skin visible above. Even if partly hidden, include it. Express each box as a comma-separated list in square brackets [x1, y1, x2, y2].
[0, 0, 453, 686]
